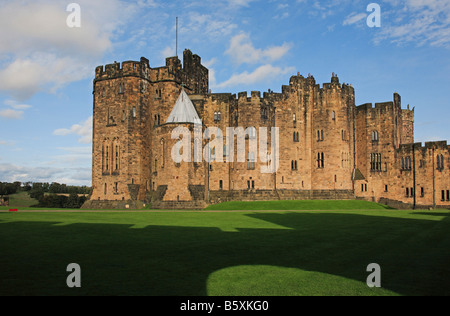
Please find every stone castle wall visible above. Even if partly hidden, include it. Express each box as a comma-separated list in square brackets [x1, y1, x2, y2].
[84, 50, 450, 210]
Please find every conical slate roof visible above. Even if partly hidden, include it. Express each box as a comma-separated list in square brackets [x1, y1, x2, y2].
[166, 89, 202, 125]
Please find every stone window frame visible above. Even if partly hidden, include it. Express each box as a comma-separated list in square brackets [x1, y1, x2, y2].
[317, 152, 324, 169]
[372, 131, 379, 142]
[118, 82, 125, 94]
[317, 130, 324, 142]
[247, 152, 256, 170]
[437, 154, 444, 171]
[293, 132, 300, 142]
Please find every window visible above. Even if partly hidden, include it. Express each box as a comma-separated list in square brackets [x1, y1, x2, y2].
[214, 111, 222, 122]
[372, 131, 379, 142]
[447, 190, 450, 201]
[402, 157, 411, 170]
[252, 181, 255, 189]
[293, 132, 299, 142]
[104, 183, 107, 195]
[385, 185, 388, 192]
[437, 154, 444, 170]
[406, 188, 410, 197]
[317, 130, 324, 141]
[132, 107, 136, 118]
[106, 146, 109, 170]
[332, 111, 336, 121]
[291, 160, 298, 171]
[421, 187, 424, 197]
[361, 183, 368, 192]
[219, 180, 223, 190]
[293, 114, 296, 122]
[442, 190, 445, 202]
[119, 83, 125, 94]
[318, 153, 324, 168]
[247, 152, 256, 170]
[122, 110, 126, 122]
[114, 182, 118, 194]
[371, 153, 382, 171]
[247, 127, 257, 139]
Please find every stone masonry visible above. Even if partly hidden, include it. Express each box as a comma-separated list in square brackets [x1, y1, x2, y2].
[82, 49, 450, 210]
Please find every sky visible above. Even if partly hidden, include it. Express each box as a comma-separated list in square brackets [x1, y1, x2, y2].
[0, 0, 449, 186]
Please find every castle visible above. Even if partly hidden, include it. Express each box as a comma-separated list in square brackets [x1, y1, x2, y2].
[82, 49, 450, 210]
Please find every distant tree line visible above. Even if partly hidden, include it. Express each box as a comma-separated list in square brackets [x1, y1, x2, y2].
[36, 193, 88, 209]
[0, 182, 22, 195]
[0, 181, 92, 209]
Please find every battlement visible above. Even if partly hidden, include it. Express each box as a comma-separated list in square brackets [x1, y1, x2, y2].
[95, 57, 151, 81]
[398, 141, 449, 152]
[94, 49, 209, 94]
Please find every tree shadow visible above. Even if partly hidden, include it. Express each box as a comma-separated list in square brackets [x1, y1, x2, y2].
[0, 212, 449, 296]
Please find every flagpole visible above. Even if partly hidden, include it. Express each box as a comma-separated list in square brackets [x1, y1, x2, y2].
[176, 17, 178, 57]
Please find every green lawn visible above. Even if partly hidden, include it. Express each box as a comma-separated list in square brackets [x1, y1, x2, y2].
[4, 191, 39, 208]
[0, 209, 449, 296]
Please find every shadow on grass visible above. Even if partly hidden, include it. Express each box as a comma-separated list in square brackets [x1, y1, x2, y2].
[412, 212, 450, 217]
[0, 212, 449, 296]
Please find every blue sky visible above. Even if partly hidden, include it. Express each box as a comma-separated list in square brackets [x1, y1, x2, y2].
[0, 0, 449, 185]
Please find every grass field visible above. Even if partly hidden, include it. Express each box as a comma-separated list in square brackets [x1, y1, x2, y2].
[4, 191, 39, 208]
[0, 208, 449, 296]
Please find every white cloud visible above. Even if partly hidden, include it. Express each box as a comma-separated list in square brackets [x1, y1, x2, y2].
[53, 116, 93, 144]
[0, 0, 130, 100]
[0, 109, 24, 119]
[4, 101, 32, 110]
[216, 64, 295, 88]
[343, 12, 367, 26]
[183, 12, 238, 39]
[228, 0, 259, 7]
[226, 33, 293, 65]
[375, 0, 450, 48]
[0, 163, 91, 186]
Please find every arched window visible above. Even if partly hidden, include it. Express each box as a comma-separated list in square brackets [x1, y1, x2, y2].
[332, 111, 336, 121]
[214, 112, 218, 121]
[218, 112, 221, 121]
[372, 131, 379, 142]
